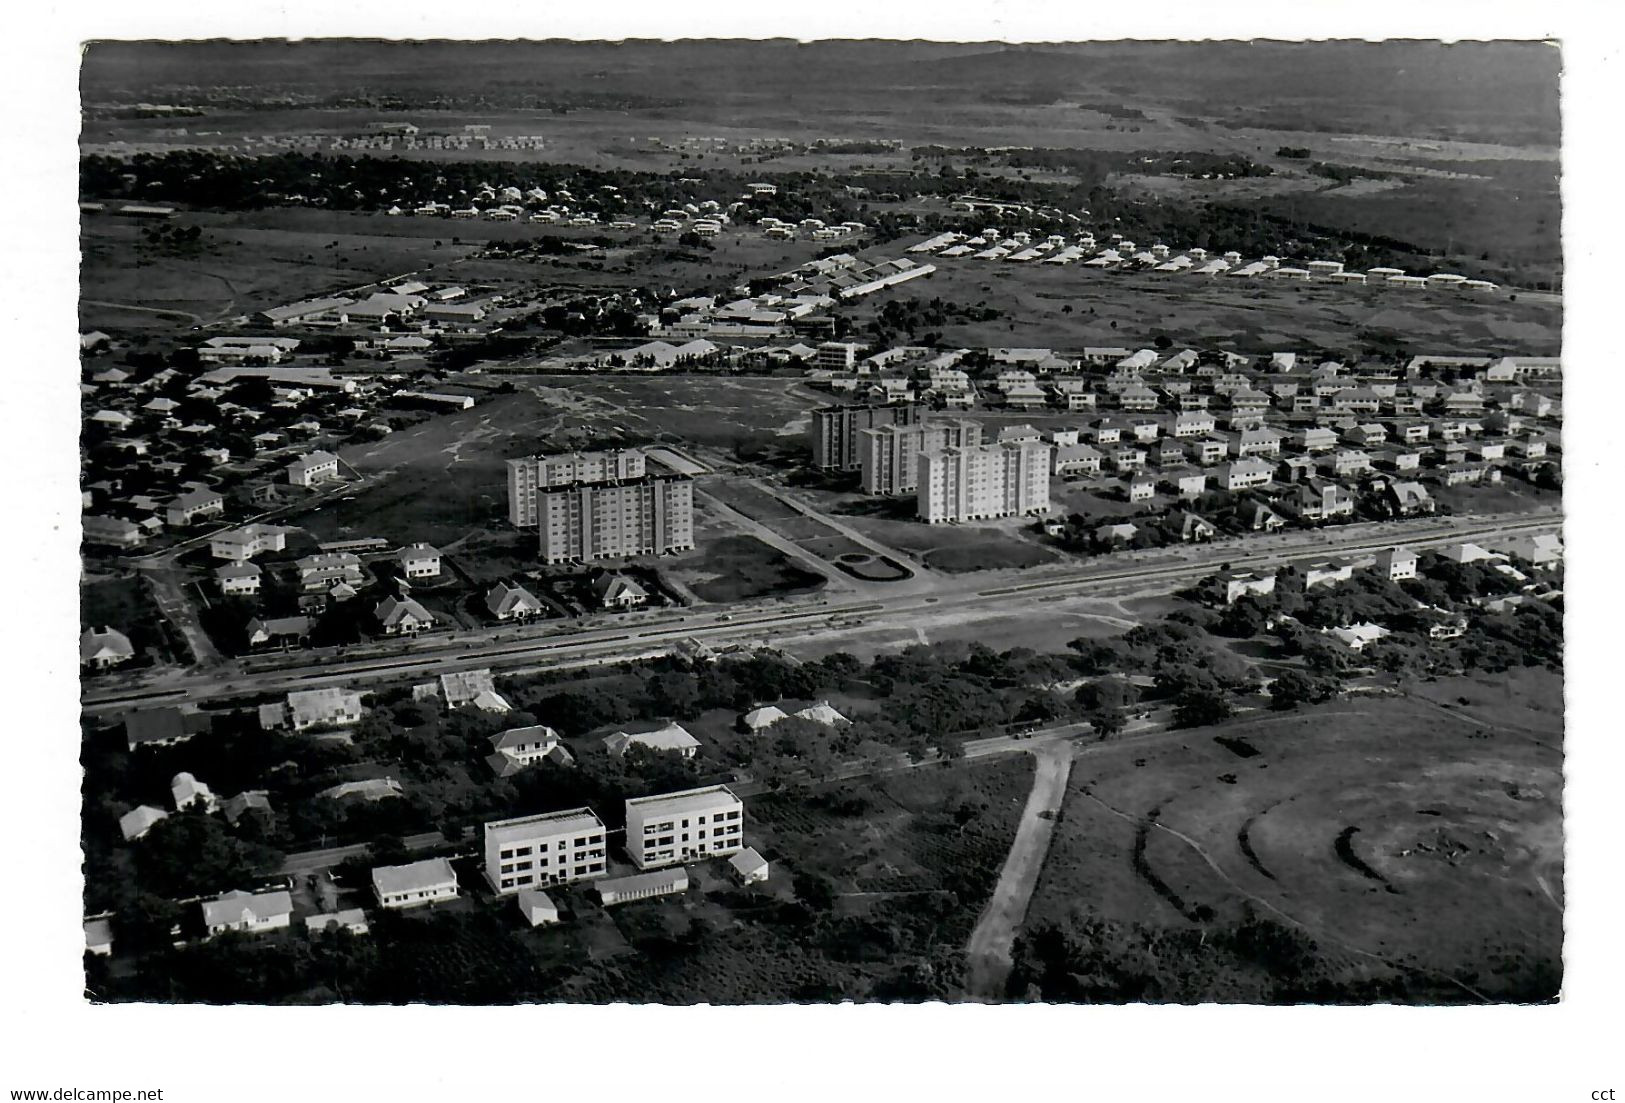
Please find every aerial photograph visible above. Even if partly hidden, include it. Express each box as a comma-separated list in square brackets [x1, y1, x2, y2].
[76, 38, 1563, 1007]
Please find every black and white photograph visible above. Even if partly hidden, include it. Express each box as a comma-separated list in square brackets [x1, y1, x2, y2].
[5, 4, 1620, 1100]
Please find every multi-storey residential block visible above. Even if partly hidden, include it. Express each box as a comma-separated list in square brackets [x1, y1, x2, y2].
[858, 418, 981, 495]
[624, 785, 746, 870]
[506, 448, 647, 526]
[536, 476, 694, 564]
[483, 808, 608, 893]
[916, 439, 1052, 524]
[811, 402, 923, 471]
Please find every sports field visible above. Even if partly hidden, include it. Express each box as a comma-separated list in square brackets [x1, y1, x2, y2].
[1023, 679, 1563, 1002]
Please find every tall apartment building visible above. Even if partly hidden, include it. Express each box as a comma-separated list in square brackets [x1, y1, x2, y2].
[483, 807, 608, 894]
[916, 439, 1053, 524]
[506, 448, 647, 526]
[536, 475, 694, 564]
[624, 785, 745, 870]
[859, 418, 982, 496]
[811, 402, 923, 471]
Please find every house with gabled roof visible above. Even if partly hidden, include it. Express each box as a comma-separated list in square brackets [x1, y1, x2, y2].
[119, 804, 169, 842]
[604, 720, 700, 758]
[165, 487, 225, 527]
[592, 570, 649, 609]
[81, 626, 135, 670]
[486, 724, 562, 776]
[202, 889, 293, 936]
[376, 595, 435, 636]
[397, 543, 441, 579]
[373, 858, 459, 909]
[486, 580, 546, 621]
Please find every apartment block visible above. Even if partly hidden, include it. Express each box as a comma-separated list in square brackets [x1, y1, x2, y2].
[858, 418, 981, 495]
[811, 402, 923, 471]
[624, 785, 745, 870]
[536, 476, 694, 564]
[506, 448, 647, 526]
[916, 439, 1052, 524]
[483, 808, 608, 894]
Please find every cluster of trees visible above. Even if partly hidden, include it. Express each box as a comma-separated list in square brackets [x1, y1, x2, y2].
[1067, 619, 1260, 734]
[1006, 903, 1468, 1003]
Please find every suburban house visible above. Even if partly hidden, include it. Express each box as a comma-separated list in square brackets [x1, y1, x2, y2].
[1053, 442, 1105, 475]
[1094, 522, 1139, 546]
[80, 626, 135, 670]
[1238, 499, 1286, 532]
[624, 785, 745, 870]
[83, 516, 147, 548]
[286, 451, 341, 487]
[210, 524, 288, 562]
[483, 808, 609, 893]
[794, 701, 850, 727]
[373, 858, 459, 909]
[215, 561, 263, 596]
[1387, 481, 1435, 516]
[597, 868, 690, 906]
[305, 909, 370, 936]
[592, 570, 650, 609]
[396, 543, 442, 579]
[741, 705, 789, 732]
[1328, 622, 1391, 652]
[485, 724, 562, 776]
[171, 771, 218, 812]
[1222, 571, 1277, 604]
[1303, 560, 1355, 590]
[165, 487, 225, 527]
[1187, 438, 1229, 466]
[118, 804, 169, 842]
[1373, 546, 1419, 581]
[1215, 457, 1274, 491]
[1283, 479, 1355, 522]
[201, 889, 293, 937]
[376, 595, 436, 636]
[1496, 533, 1563, 567]
[318, 778, 403, 802]
[1126, 474, 1156, 503]
[440, 668, 511, 712]
[1162, 468, 1208, 499]
[124, 706, 200, 753]
[1326, 449, 1374, 478]
[296, 552, 365, 591]
[603, 720, 701, 758]
[486, 581, 546, 621]
[246, 615, 312, 649]
[221, 791, 272, 826]
[1173, 511, 1217, 542]
[285, 686, 365, 732]
[84, 917, 114, 957]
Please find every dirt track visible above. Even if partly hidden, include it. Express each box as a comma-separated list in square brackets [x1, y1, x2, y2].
[963, 743, 1074, 1000]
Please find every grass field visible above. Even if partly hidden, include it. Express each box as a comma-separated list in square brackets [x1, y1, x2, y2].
[845, 250, 1560, 356]
[792, 484, 1061, 572]
[1024, 682, 1563, 1002]
[663, 534, 827, 604]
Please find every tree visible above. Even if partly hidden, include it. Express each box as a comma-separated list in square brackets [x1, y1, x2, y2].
[1268, 669, 1335, 711]
[1173, 688, 1234, 728]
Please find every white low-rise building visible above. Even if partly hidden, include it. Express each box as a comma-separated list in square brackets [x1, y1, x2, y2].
[373, 857, 459, 909]
[202, 889, 293, 937]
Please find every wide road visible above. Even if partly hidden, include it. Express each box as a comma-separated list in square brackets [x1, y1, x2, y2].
[963, 742, 1075, 1000]
[82, 507, 1560, 717]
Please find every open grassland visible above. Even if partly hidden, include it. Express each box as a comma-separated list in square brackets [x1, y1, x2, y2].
[790, 484, 1060, 573]
[847, 255, 1560, 356]
[79, 216, 479, 331]
[663, 534, 827, 604]
[1024, 680, 1562, 1002]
